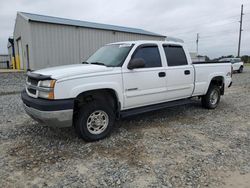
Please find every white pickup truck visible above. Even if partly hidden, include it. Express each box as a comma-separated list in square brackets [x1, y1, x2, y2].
[219, 57, 244, 73]
[21, 40, 232, 141]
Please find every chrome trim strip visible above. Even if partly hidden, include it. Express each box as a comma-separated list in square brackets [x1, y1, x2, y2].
[27, 84, 52, 92]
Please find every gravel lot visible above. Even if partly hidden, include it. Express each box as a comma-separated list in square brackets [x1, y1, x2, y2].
[0, 67, 250, 187]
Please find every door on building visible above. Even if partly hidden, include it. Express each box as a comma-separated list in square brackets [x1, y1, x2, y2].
[17, 39, 24, 70]
[26, 44, 30, 70]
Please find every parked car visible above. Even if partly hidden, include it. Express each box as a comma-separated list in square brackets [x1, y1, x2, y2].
[21, 40, 232, 141]
[220, 58, 244, 73]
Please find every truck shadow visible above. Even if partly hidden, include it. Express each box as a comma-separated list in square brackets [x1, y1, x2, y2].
[28, 100, 203, 140]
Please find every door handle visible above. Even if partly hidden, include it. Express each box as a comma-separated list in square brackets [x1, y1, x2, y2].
[158, 72, 166, 77]
[184, 70, 190, 75]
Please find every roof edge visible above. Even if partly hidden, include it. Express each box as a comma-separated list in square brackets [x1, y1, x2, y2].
[18, 12, 30, 21]
[17, 11, 166, 38]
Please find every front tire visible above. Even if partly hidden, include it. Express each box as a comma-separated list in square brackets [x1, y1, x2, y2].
[75, 100, 115, 142]
[201, 85, 221, 109]
[238, 66, 243, 73]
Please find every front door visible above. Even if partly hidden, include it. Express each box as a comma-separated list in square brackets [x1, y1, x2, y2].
[17, 39, 24, 70]
[122, 44, 167, 109]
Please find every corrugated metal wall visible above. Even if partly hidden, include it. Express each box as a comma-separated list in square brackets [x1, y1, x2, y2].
[16, 20, 165, 70]
[79, 27, 164, 61]
[30, 22, 80, 69]
[13, 14, 32, 70]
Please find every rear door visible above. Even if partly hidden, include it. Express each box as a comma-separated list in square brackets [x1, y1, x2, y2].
[163, 44, 194, 100]
[122, 44, 167, 109]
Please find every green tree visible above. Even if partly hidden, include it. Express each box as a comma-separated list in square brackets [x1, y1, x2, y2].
[241, 55, 250, 63]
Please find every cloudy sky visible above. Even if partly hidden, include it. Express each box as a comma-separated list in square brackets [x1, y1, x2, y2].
[0, 0, 249, 58]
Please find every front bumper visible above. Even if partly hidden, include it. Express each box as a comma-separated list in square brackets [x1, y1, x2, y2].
[21, 91, 74, 127]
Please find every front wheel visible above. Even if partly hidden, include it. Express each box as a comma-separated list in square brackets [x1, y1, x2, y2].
[75, 100, 115, 142]
[238, 66, 243, 73]
[201, 85, 221, 109]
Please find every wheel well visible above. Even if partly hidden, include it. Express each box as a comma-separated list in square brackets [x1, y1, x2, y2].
[73, 89, 120, 125]
[210, 76, 224, 95]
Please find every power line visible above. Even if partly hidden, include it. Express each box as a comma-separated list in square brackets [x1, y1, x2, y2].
[167, 15, 241, 36]
[183, 30, 238, 43]
[172, 21, 239, 37]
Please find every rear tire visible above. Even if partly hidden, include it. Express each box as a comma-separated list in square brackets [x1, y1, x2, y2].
[75, 99, 115, 142]
[201, 85, 221, 109]
[238, 66, 243, 73]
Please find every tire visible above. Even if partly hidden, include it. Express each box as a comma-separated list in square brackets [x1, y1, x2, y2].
[75, 99, 115, 142]
[201, 85, 221, 109]
[238, 66, 243, 73]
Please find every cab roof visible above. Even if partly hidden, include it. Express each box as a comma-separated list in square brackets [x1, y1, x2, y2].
[109, 40, 185, 46]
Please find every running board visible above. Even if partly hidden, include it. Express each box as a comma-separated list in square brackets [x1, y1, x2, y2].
[120, 98, 193, 118]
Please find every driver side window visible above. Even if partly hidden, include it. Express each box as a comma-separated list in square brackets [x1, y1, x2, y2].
[131, 45, 162, 68]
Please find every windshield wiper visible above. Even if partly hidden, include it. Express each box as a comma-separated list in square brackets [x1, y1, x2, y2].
[90, 62, 106, 66]
[82, 61, 89, 64]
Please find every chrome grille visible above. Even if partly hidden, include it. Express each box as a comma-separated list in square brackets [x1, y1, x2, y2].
[27, 77, 39, 86]
[26, 76, 53, 98]
[26, 76, 39, 98]
[27, 88, 36, 95]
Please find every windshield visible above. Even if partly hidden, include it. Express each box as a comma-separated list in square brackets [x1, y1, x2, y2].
[219, 58, 230, 62]
[87, 44, 133, 67]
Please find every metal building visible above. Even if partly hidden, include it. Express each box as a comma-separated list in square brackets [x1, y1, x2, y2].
[12, 12, 166, 70]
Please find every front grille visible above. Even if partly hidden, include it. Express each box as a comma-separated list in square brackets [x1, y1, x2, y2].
[26, 76, 40, 97]
[26, 75, 53, 98]
[27, 77, 39, 86]
[28, 88, 36, 95]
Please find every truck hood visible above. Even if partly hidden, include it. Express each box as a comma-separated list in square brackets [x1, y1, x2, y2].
[33, 64, 113, 79]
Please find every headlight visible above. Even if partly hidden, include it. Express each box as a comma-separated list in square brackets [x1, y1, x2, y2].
[38, 91, 53, 99]
[38, 80, 56, 99]
[39, 80, 56, 88]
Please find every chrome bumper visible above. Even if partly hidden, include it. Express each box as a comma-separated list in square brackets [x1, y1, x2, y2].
[23, 104, 73, 128]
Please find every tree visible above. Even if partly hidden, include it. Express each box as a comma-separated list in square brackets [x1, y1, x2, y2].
[241, 55, 250, 63]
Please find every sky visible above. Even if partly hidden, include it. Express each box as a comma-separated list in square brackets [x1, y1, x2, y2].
[0, 0, 249, 58]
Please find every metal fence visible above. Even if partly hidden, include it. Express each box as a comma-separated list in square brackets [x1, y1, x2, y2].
[0, 55, 11, 69]
[0, 61, 10, 69]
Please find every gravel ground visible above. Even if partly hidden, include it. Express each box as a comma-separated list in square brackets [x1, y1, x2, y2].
[0, 67, 250, 187]
[0, 72, 26, 95]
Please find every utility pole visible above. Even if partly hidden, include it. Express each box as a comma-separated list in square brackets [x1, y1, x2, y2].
[237, 4, 244, 57]
[196, 33, 199, 55]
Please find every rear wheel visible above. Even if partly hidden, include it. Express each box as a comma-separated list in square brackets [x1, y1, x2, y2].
[201, 85, 221, 109]
[75, 99, 115, 142]
[238, 66, 243, 73]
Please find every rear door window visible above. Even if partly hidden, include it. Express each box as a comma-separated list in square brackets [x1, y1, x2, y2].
[163, 45, 188, 66]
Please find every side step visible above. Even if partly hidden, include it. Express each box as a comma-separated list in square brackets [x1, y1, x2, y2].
[120, 98, 193, 118]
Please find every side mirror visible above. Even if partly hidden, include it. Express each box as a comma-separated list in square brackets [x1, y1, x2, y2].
[127, 58, 145, 70]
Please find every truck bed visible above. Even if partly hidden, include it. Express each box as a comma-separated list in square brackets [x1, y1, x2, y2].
[192, 62, 232, 96]
[192, 61, 230, 64]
